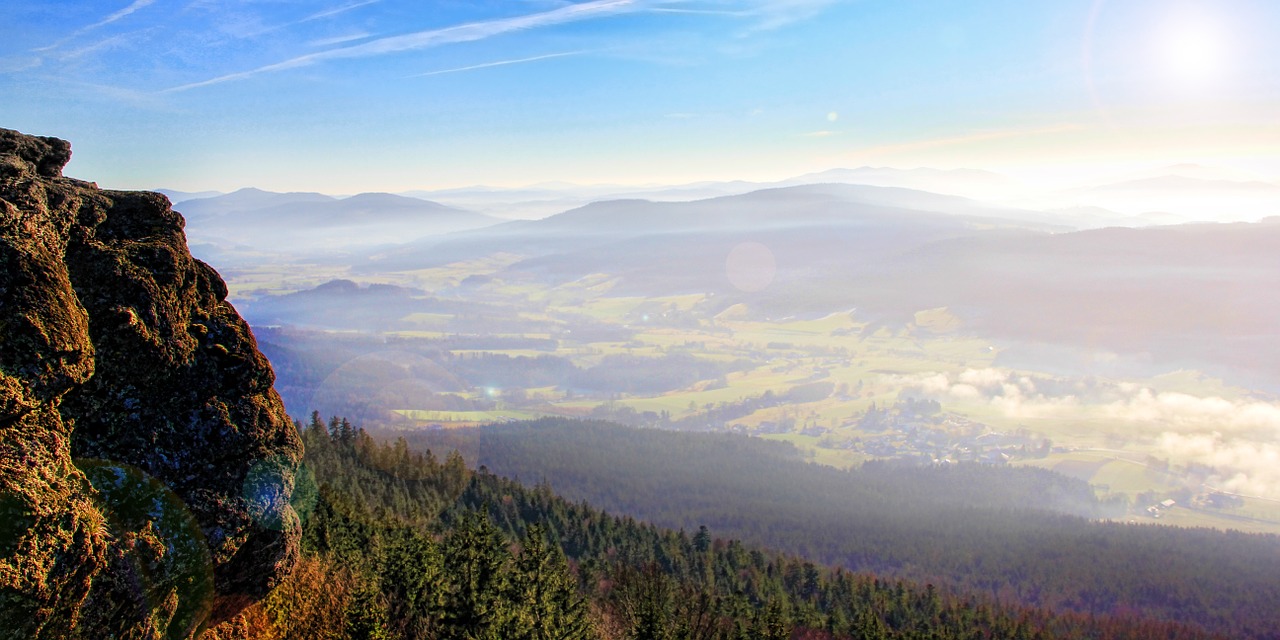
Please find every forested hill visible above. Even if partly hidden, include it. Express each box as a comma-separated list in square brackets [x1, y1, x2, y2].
[212, 415, 1226, 639]
[402, 418, 1280, 639]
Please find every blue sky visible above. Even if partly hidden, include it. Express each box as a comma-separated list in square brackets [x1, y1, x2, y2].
[2, 0, 1277, 192]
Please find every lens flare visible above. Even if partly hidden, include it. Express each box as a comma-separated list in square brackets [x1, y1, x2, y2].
[725, 242, 776, 293]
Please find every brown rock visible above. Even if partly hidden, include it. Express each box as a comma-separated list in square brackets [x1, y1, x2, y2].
[0, 127, 301, 639]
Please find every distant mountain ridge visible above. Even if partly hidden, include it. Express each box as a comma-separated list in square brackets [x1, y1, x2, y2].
[390, 166, 1025, 219]
[174, 186, 332, 213]
[156, 187, 223, 202]
[1082, 175, 1280, 194]
[166, 160, 1280, 242]
[174, 187, 501, 253]
[358, 182, 1062, 273]
[341, 183, 1280, 388]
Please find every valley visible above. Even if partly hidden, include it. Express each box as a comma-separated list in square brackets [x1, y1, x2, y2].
[162, 170, 1280, 636]
[216, 238, 1280, 534]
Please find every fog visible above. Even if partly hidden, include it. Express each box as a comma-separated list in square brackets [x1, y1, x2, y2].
[887, 367, 1280, 497]
[177, 164, 1280, 528]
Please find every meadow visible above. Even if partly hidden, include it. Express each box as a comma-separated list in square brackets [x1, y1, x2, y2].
[231, 255, 1280, 534]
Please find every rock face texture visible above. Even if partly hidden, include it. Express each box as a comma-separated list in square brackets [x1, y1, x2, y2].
[0, 128, 301, 639]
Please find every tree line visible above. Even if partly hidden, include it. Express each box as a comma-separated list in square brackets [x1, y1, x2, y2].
[405, 418, 1280, 638]
[210, 415, 1229, 639]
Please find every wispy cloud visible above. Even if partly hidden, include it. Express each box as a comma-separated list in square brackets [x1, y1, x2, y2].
[738, 0, 838, 35]
[35, 0, 159, 52]
[86, 0, 159, 31]
[58, 33, 137, 61]
[159, 0, 841, 93]
[414, 50, 590, 77]
[309, 32, 375, 48]
[305, 0, 382, 22]
[0, 55, 45, 74]
[245, 0, 383, 39]
[649, 1, 834, 35]
[651, 7, 747, 16]
[38, 74, 168, 109]
[165, 0, 644, 93]
[802, 130, 839, 138]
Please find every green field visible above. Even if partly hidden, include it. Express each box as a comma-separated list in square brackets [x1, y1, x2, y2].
[392, 409, 549, 424]
[229, 259, 1280, 534]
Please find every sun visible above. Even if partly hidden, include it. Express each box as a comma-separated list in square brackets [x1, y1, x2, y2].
[1152, 11, 1227, 87]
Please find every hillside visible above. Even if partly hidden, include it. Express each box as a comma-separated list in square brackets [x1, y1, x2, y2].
[210, 416, 1226, 640]
[177, 188, 500, 253]
[404, 419, 1280, 639]
[327, 190, 1280, 389]
[359, 183, 1053, 272]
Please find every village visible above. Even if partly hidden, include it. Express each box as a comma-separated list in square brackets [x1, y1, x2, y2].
[745, 397, 1055, 467]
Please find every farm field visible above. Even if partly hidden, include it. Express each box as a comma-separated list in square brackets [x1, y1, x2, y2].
[391, 409, 549, 425]
[230, 259, 1280, 535]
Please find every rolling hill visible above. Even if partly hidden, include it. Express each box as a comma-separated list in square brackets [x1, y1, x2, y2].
[175, 187, 501, 252]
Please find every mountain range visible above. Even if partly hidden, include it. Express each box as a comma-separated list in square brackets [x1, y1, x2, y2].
[174, 187, 501, 254]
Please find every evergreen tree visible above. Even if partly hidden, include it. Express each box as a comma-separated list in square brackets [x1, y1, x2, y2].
[613, 564, 675, 640]
[503, 524, 593, 640]
[344, 583, 390, 640]
[377, 525, 442, 639]
[440, 510, 511, 640]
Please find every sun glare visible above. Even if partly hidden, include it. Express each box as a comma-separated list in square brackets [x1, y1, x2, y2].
[1153, 12, 1226, 87]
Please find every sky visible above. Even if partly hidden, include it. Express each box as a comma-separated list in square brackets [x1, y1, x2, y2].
[2, 0, 1279, 193]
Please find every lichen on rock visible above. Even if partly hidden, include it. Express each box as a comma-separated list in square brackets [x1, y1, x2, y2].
[0, 127, 301, 639]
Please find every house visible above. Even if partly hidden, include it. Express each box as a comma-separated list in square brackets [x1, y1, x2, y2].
[1146, 499, 1177, 518]
[981, 449, 1011, 465]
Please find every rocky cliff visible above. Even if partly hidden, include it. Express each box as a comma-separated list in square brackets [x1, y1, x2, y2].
[0, 128, 301, 639]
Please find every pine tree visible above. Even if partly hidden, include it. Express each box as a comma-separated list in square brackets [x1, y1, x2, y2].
[345, 583, 390, 640]
[613, 564, 675, 640]
[750, 602, 789, 640]
[377, 526, 442, 639]
[693, 525, 712, 553]
[503, 524, 593, 640]
[440, 510, 511, 640]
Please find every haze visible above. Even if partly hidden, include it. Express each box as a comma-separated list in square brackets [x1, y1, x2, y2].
[5, 0, 1280, 531]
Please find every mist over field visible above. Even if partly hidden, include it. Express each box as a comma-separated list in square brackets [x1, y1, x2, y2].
[168, 167, 1280, 518]
[887, 367, 1280, 497]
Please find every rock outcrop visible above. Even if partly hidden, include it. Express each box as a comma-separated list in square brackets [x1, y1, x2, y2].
[0, 128, 301, 639]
